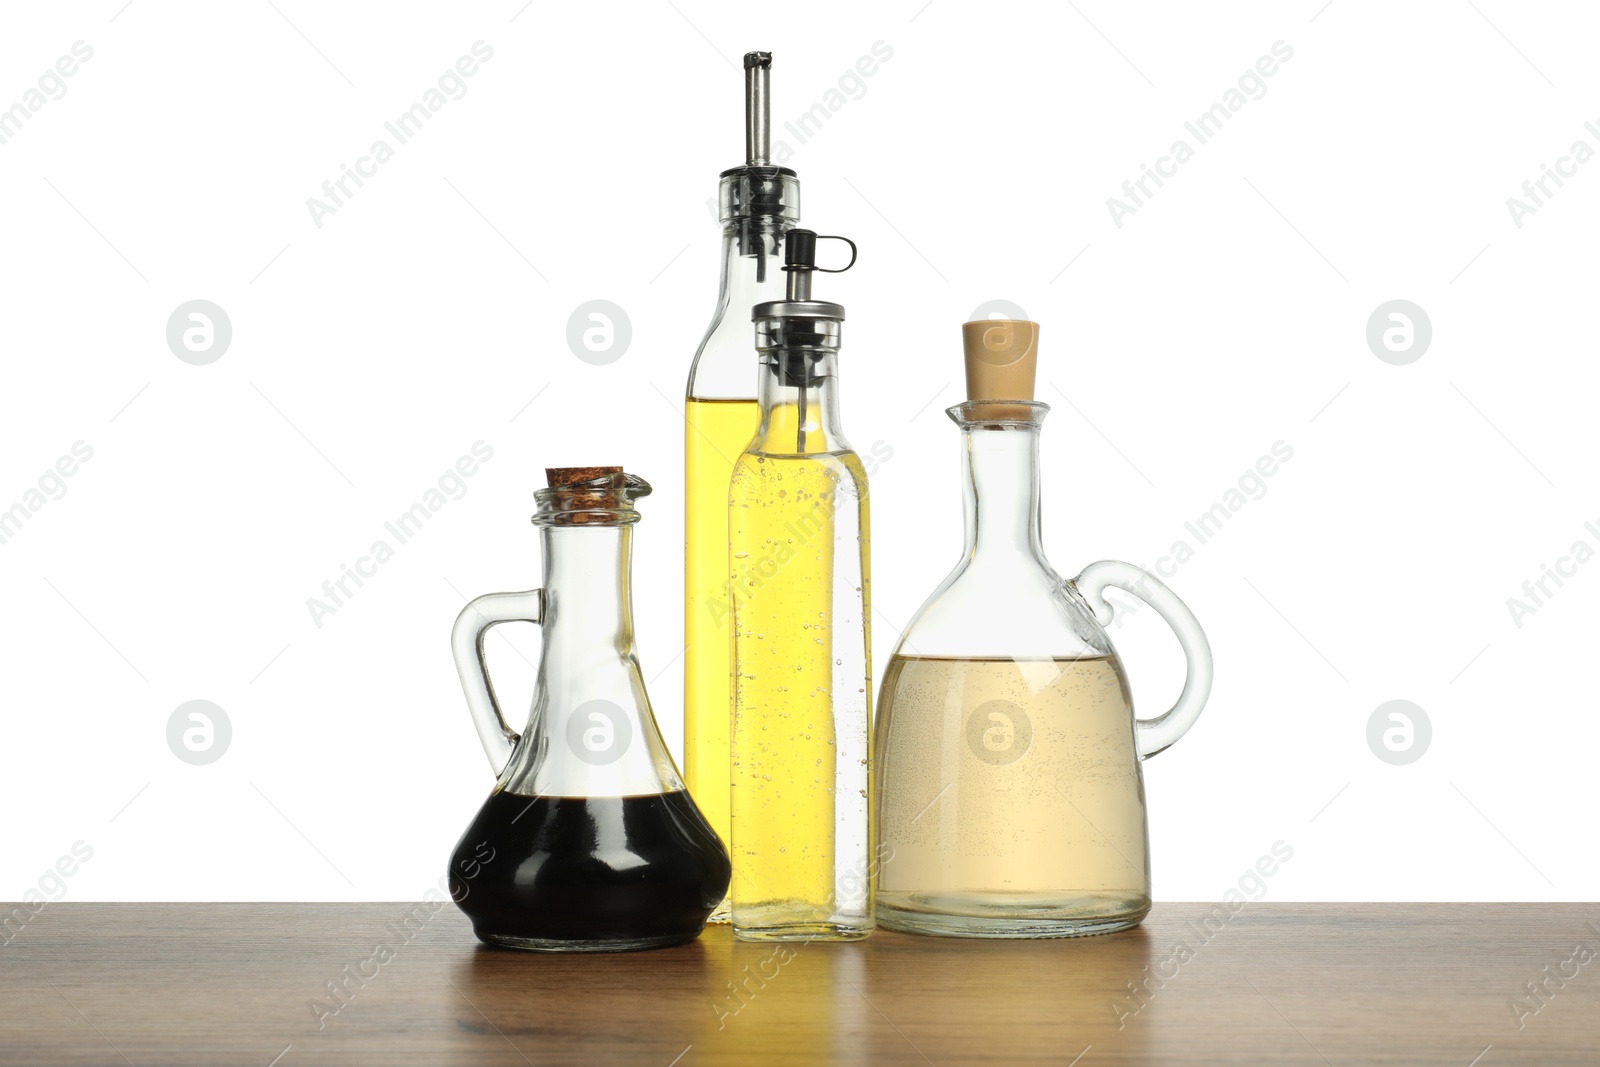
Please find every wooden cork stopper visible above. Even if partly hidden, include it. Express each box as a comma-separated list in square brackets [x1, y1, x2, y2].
[545, 466, 622, 489]
[962, 319, 1039, 421]
[545, 466, 623, 522]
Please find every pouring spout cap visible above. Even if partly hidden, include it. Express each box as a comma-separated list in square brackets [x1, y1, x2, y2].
[752, 229, 856, 324]
[719, 51, 799, 222]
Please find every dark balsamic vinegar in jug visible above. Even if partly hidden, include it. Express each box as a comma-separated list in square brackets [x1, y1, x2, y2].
[448, 791, 728, 948]
[447, 468, 730, 952]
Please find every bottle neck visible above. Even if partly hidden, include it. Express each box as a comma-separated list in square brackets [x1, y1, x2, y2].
[688, 219, 795, 398]
[539, 524, 636, 666]
[962, 424, 1045, 562]
[753, 351, 845, 454]
[720, 220, 792, 317]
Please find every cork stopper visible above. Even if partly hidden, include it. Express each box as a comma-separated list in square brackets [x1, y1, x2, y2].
[545, 466, 621, 489]
[961, 319, 1039, 420]
[544, 466, 623, 523]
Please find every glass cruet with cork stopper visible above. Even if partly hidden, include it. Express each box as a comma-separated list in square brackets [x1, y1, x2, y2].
[728, 229, 874, 942]
[872, 320, 1214, 938]
[446, 467, 730, 952]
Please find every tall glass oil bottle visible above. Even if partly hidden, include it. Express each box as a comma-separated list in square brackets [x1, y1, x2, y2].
[684, 54, 802, 922]
[729, 229, 873, 941]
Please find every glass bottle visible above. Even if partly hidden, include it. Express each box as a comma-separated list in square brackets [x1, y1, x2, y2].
[873, 320, 1213, 938]
[729, 229, 873, 941]
[447, 467, 730, 952]
[684, 53, 802, 917]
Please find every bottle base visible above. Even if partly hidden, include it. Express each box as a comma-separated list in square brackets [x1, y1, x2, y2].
[875, 894, 1150, 939]
[477, 930, 703, 953]
[732, 921, 873, 943]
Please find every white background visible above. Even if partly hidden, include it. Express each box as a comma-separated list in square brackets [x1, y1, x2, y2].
[2, 0, 1594, 903]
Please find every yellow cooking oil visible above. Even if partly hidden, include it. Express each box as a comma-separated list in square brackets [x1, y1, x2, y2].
[684, 396, 759, 915]
[728, 398, 871, 938]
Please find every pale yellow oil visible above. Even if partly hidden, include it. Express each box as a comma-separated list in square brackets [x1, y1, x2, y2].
[728, 401, 871, 938]
[874, 654, 1150, 937]
[684, 397, 759, 923]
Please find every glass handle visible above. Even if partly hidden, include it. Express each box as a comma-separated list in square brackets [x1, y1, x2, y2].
[1071, 561, 1212, 759]
[450, 589, 543, 775]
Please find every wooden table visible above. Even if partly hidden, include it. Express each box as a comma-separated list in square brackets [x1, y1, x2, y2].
[2, 903, 1595, 1065]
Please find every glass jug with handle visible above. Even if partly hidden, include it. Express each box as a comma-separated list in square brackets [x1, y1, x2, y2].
[446, 467, 730, 952]
[873, 320, 1212, 938]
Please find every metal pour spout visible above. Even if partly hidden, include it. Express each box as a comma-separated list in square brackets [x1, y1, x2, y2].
[745, 52, 771, 166]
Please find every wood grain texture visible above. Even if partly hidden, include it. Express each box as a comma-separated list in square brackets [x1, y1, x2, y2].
[1, 903, 1596, 1065]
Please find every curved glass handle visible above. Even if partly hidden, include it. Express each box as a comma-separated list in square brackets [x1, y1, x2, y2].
[1072, 561, 1212, 759]
[450, 589, 543, 775]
